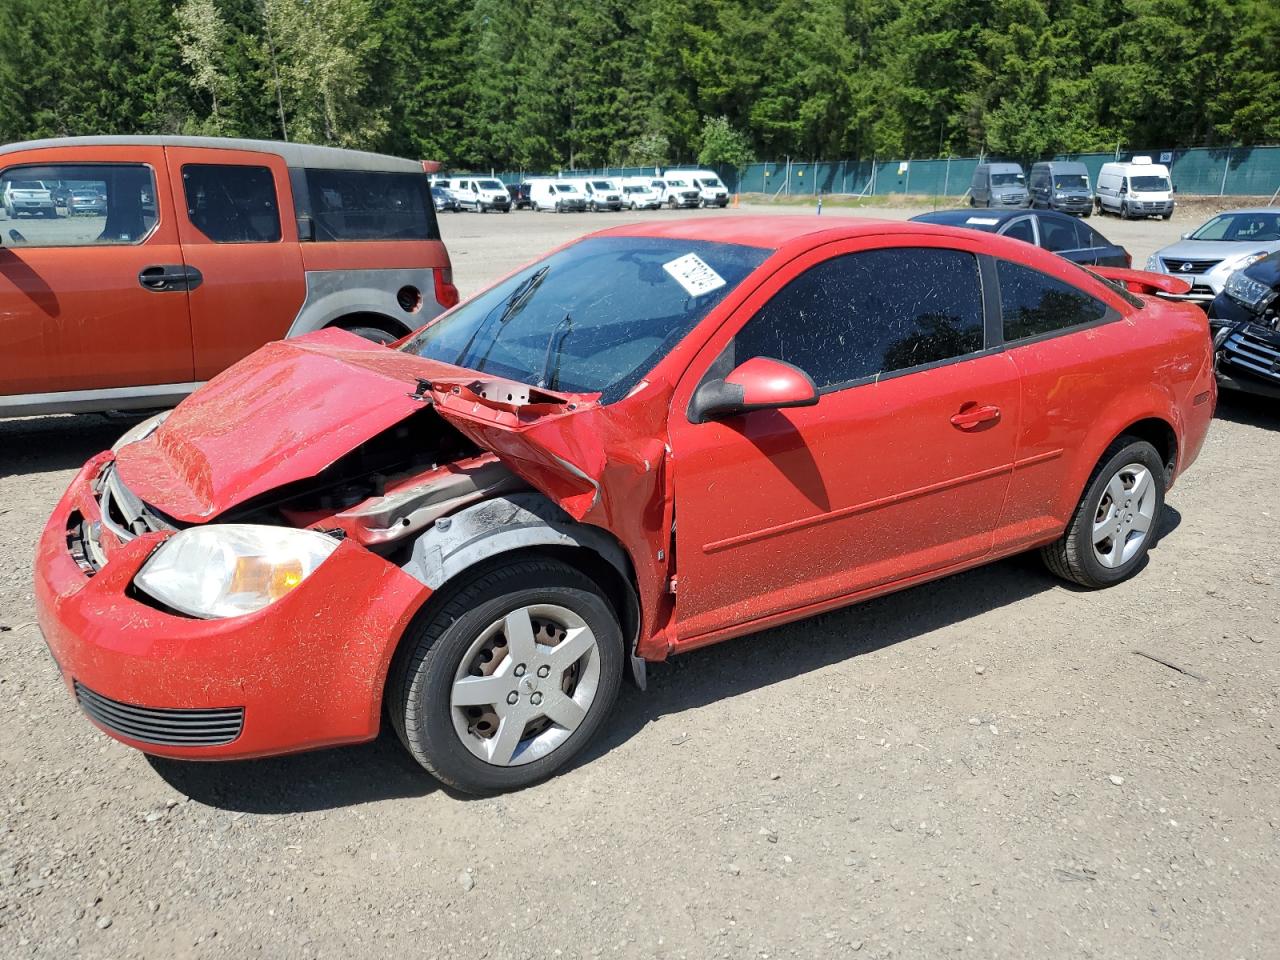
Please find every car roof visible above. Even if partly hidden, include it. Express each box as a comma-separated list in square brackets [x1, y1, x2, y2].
[910, 209, 1046, 226]
[0, 135, 424, 174]
[599, 214, 1006, 250]
[1206, 208, 1280, 217]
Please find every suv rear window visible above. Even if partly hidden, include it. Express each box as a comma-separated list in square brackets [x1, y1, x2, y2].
[304, 169, 439, 241]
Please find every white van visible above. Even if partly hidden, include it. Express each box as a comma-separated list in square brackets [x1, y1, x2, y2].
[527, 179, 587, 213]
[666, 169, 730, 208]
[653, 175, 700, 209]
[620, 177, 662, 209]
[444, 177, 512, 213]
[571, 177, 625, 212]
[1095, 157, 1174, 220]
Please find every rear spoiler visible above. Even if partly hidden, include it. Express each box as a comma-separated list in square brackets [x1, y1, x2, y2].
[1091, 266, 1192, 297]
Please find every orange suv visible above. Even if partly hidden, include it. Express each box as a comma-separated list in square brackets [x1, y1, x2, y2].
[0, 136, 458, 418]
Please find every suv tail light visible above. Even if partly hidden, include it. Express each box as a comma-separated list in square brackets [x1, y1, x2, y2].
[434, 266, 460, 309]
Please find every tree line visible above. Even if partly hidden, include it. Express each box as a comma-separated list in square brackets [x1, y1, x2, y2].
[1, 0, 1276, 171]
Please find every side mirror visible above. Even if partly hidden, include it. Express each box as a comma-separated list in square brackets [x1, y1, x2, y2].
[1181, 232, 1190, 239]
[691, 357, 819, 423]
[1172, 185, 1178, 194]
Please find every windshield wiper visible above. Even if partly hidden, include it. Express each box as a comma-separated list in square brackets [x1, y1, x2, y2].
[452, 265, 550, 368]
[537, 313, 574, 390]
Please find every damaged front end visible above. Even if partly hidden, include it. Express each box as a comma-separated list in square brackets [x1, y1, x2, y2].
[99, 330, 666, 671]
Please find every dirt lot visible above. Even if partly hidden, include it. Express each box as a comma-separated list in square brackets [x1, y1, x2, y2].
[2, 204, 1278, 960]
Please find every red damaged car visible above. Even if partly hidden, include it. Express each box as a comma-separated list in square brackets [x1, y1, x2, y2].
[35, 217, 1215, 794]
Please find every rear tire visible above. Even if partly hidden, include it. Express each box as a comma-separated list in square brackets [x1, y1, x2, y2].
[342, 325, 399, 345]
[1040, 436, 1165, 589]
[390, 557, 624, 795]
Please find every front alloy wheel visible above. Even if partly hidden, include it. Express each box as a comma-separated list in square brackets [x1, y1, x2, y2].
[392, 557, 623, 794]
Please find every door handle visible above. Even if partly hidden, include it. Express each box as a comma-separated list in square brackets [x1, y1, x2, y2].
[950, 403, 1001, 429]
[138, 264, 202, 292]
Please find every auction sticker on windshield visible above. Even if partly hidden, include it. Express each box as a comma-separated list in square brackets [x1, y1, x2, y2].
[664, 253, 727, 297]
[966, 217, 1000, 226]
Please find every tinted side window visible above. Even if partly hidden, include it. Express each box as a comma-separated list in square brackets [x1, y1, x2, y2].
[182, 164, 281, 243]
[1080, 224, 1109, 249]
[1038, 216, 1080, 252]
[305, 169, 438, 241]
[998, 260, 1108, 341]
[1002, 217, 1035, 244]
[733, 248, 985, 390]
[0, 162, 157, 247]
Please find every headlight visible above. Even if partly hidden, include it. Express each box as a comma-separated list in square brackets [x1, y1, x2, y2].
[1224, 270, 1275, 310]
[134, 524, 340, 619]
[111, 410, 171, 452]
[1221, 251, 1268, 273]
[1145, 254, 1160, 271]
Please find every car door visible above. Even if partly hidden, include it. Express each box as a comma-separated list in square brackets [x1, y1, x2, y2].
[164, 146, 305, 380]
[1036, 214, 1093, 264]
[0, 147, 194, 400]
[666, 238, 1021, 645]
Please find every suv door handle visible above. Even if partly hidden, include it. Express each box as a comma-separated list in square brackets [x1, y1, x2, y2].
[138, 264, 202, 292]
[950, 404, 1001, 429]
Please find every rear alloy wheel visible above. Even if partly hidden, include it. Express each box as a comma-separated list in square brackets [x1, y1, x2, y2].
[1041, 437, 1165, 589]
[392, 557, 623, 794]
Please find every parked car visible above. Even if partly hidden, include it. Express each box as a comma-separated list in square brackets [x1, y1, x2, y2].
[0, 135, 458, 418]
[665, 169, 730, 208]
[969, 162, 1028, 208]
[527, 179, 587, 212]
[507, 183, 534, 210]
[910, 208, 1130, 267]
[655, 175, 700, 208]
[620, 179, 661, 209]
[1, 177, 57, 218]
[1029, 161, 1093, 217]
[35, 216, 1215, 795]
[431, 185, 461, 212]
[1096, 157, 1174, 220]
[66, 187, 107, 216]
[1145, 209, 1280, 305]
[576, 178, 625, 212]
[447, 177, 511, 213]
[1208, 249, 1280, 400]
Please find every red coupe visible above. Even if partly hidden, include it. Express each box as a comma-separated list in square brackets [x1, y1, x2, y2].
[35, 217, 1216, 794]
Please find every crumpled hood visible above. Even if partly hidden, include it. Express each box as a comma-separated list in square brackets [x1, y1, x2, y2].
[113, 329, 594, 523]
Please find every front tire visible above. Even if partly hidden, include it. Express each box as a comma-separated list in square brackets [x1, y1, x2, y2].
[391, 557, 624, 795]
[1041, 437, 1165, 589]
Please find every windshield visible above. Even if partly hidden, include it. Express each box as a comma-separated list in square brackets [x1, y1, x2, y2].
[699, 178, 724, 189]
[400, 237, 771, 402]
[1130, 175, 1170, 192]
[991, 173, 1024, 186]
[591, 181, 612, 190]
[555, 184, 578, 194]
[1190, 212, 1280, 242]
[1054, 175, 1089, 190]
[667, 179, 688, 187]
[478, 179, 504, 190]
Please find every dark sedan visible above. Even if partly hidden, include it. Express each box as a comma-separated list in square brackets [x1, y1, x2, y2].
[1209, 250, 1280, 400]
[910, 209, 1131, 268]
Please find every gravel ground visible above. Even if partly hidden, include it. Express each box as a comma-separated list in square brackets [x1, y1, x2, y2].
[2, 203, 1277, 960]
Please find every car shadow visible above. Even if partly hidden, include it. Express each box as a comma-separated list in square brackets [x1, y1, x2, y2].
[1214, 391, 1280, 430]
[151, 531, 1175, 813]
[0, 412, 148, 478]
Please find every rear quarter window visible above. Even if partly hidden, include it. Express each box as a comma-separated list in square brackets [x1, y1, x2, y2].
[997, 260, 1111, 342]
[305, 169, 439, 241]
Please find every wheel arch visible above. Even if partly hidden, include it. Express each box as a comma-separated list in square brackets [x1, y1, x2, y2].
[391, 493, 647, 695]
[284, 267, 441, 340]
